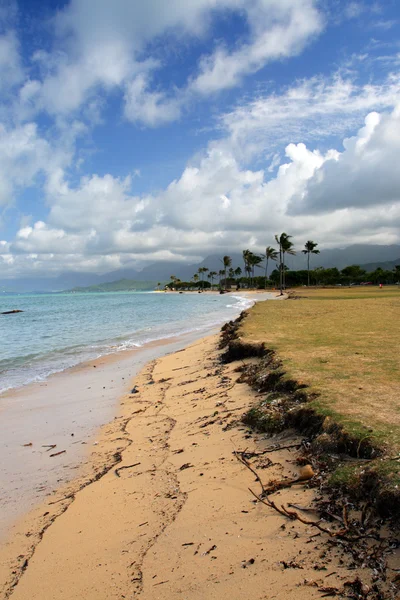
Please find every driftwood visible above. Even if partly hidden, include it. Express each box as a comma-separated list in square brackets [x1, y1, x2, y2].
[49, 450, 66, 457]
[114, 462, 141, 477]
[235, 450, 379, 543]
[236, 442, 302, 459]
[234, 451, 266, 493]
[42, 444, 57, 452]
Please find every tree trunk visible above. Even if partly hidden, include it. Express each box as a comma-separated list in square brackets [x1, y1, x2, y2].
[307, 253, 310, 287]
[279, 247, 283, 295]
[264, 258, 268, 289]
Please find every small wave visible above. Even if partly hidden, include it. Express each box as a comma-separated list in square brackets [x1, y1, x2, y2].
[1, 293, 252, 395]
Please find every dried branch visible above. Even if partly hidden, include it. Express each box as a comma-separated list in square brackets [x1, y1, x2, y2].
[248, 487, 292, 518]
[238, 451, 378, 544]
[234, 451, 266, 493]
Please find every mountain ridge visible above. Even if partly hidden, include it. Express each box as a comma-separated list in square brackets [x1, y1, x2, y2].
[2, 244, 400, 292]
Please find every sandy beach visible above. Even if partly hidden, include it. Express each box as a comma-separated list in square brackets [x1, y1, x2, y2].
[0, 328, 239, 542]
[0, 321, 369, 600]
[0, 291, 272, 540]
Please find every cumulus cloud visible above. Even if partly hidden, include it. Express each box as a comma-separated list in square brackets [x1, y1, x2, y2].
[5, 102, 400, 277]
[221, 73, 400, 160]
[1, 0, 400, 278]
[290, 105, 400, 214]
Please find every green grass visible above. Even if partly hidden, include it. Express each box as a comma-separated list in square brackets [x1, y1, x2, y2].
[240, 287, 400, 455]
[293, 286, 400, 300]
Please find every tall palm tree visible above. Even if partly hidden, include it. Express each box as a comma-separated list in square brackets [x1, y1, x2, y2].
[218, 269, 224, 287]
[221, 255, 232, 290]
[242, 249, 251, 284]
[275, 233, 296, 295]
[264, 246, 278, 289]
[248, 253, 263, 286]
[193, 273, 199, 289]
[197, 267, 203, 289]
[198, 266, 209, 290]
[156, 282, 161, 291]
[302, 240, 320, 286]
[234, 267, 242, 278]
[208, 270, 217, 289]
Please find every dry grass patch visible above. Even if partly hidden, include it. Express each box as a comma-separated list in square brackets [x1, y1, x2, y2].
[239, 287, 400, 455]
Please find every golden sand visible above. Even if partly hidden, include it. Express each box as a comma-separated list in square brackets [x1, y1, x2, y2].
[0, 334, 362, 599]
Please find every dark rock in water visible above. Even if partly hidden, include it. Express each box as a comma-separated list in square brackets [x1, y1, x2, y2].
[219, 290, 225, 294]
[1, 309, 23, 315]
[130, 386, 139, 394]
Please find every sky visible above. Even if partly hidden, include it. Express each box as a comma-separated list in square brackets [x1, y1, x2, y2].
[0, 0, 400, 279]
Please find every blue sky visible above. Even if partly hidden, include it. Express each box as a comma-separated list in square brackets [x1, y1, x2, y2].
[1, 0, 400, 278]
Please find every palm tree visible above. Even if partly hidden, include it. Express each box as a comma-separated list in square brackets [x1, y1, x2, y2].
[248, 253, 263, 286]
[197, 267, 203, 289]
[302, 240, 320, 286]
[264, 246, 278, 289]
[198, 267, 209, 290]
[193, 273, 199, 289]
[218, 269, 224, 287]
[208, 270, 217, 289]
[221, 255, 232, 290]
[234, 266, 242, 278]
[275, 233, 296, 295]
[156, 282, 161, 291]
[242, 249, 251, 285]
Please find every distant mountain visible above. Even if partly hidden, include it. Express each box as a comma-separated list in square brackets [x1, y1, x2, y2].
[358, 258, 400, 272]
[68, 279, 161, 293]
[283, 245, 400, 271]
[2, 244, 400, 292]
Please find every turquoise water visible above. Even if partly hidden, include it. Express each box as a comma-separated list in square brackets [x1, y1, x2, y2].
[0, 292, 252, 394]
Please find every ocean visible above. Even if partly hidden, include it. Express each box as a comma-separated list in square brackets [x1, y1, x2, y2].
[0, 291, 252, 394]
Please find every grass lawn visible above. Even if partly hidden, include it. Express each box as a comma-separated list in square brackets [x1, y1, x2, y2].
[239, 286, 400, 455]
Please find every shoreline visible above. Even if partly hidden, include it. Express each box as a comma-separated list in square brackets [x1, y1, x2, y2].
[0, 328, 219, 542]
[0, 324, 375, 600]
[0, 290, 266, 397]
[0, 291, 274, 541]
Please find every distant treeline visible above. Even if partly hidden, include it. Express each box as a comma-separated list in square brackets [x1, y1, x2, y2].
[167, 237, 400, 291]
[167, 264, 400, 290]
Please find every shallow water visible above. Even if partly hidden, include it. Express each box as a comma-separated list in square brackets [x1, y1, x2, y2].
[0, 292, 252, 394]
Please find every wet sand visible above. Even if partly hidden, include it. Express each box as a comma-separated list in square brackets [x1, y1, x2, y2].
[0, 330, 223, 541]
[0, 291, 274, 540]
[0, 330, 360, 600]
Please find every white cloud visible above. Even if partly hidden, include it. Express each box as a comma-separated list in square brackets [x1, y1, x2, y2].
[0, 122, 72, 206]
[221, 72, 400, 160]
[5, 99, 400, 277]
[190, 0, 323, 94]
[289, 105, 400, 214]
[12, 0, 323, 126]
[123, 74, 182, 127]
[0, 30, 23, 94]
[2, 0, 400, 279]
